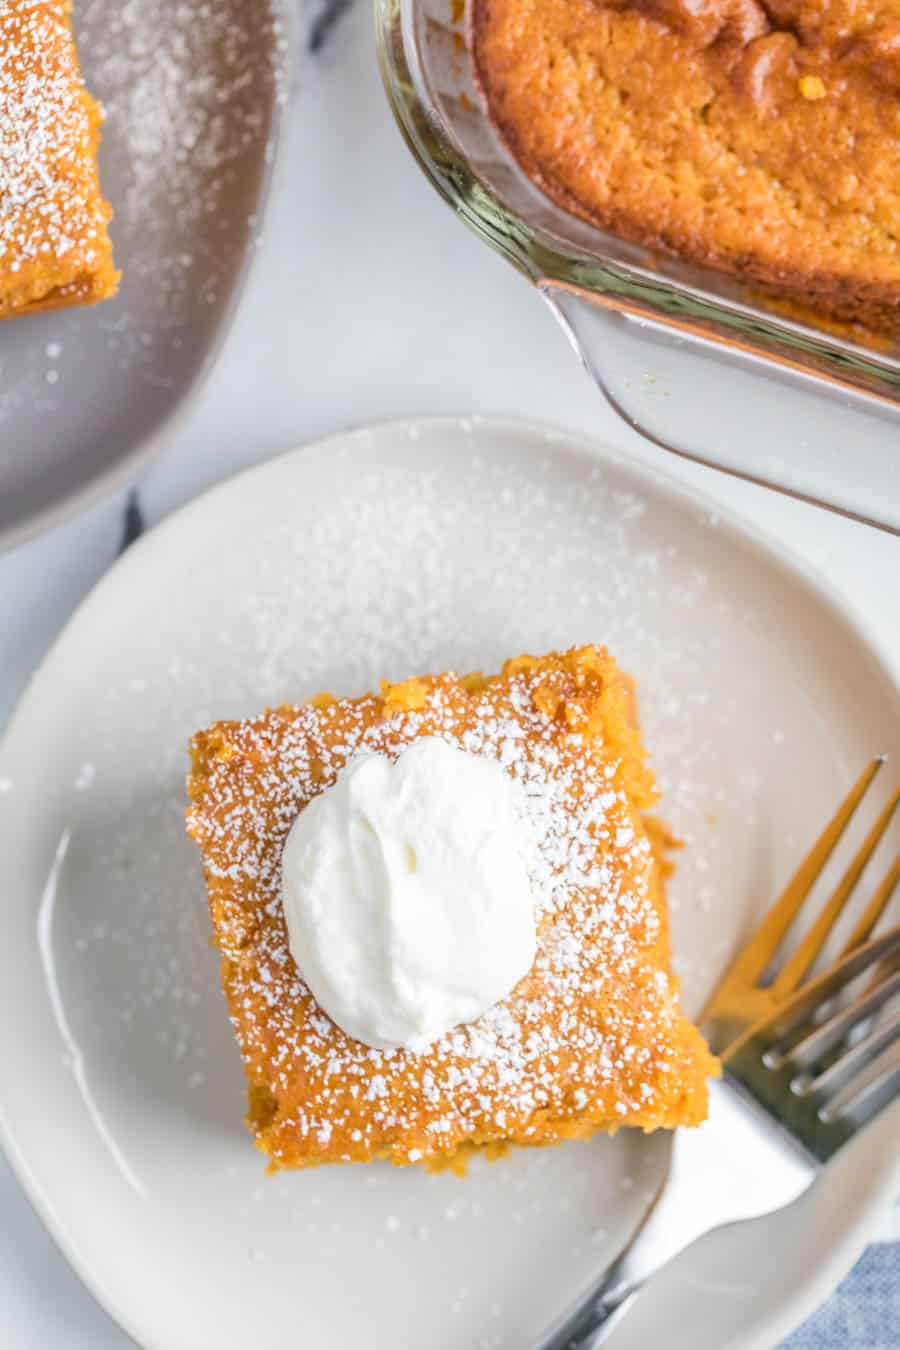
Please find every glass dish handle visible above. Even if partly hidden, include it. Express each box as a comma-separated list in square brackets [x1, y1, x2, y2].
[541, 282, 900, 537]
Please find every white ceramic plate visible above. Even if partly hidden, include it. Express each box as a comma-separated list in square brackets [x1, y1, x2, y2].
[0, 418, 898, 1350]
[0, 0, 288, 553]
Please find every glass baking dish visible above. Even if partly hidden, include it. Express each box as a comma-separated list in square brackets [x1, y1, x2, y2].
[375, 0, 900, 535]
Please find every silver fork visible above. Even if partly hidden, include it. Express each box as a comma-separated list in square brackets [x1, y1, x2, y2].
[536, 922, 900, 1350]
[533, 760, 899, 1348]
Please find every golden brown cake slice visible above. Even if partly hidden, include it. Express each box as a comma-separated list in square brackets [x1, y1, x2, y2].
[0, 0, 118, 319]
[186, 647, 718, 1170]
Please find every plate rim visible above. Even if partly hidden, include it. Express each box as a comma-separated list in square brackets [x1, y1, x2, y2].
[1, 413, 897, 1350]
[0, 0, 295, 558]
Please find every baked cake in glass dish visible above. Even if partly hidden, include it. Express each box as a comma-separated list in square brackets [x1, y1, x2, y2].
[186, 647, 718, 1171]
[0, 0, 118, 319]
[472, 0, 900, 335]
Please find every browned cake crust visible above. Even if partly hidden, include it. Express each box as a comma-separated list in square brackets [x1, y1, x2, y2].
[0, 0, 118, 320]
[471, 0, 900, 334]
[186, 648, 717, 1171]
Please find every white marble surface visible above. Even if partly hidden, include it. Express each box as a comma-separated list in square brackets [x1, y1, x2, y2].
[1, 7, 898, 1348]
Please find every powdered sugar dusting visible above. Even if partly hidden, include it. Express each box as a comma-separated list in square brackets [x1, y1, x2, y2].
[0, 0, 110, 294]
[188, 652, 712, 1166]
[79, 0, 287, 333]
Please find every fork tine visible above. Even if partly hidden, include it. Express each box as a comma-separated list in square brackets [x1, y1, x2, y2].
[723, 759, 885, 989]
[818, 1057, 900, 1127]
[770, 784, 900, 1000]
[787, 967, 900, 1070]
[839, 853, 900, 957]
[724, 922, 900, 1060]
[806, 1008, 900, 1099]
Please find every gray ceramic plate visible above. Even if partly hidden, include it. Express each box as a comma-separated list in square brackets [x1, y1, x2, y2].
[0, 0, 289, 553]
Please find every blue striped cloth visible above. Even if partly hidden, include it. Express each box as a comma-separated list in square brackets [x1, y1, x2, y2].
[782, 1238, 899, 1347]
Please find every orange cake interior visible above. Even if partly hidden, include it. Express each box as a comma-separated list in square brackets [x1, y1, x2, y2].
[0, 0, 118, 320]
[186, 647, 718, 1170]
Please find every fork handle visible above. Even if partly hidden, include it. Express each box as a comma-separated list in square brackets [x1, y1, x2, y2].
[533, 1080, 816, 1349]
[533, 1248, 640, 1348]
[534, 1144, 688, 1350]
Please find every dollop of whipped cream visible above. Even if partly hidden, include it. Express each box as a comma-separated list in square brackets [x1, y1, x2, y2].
[280, 736, 537, 1052]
